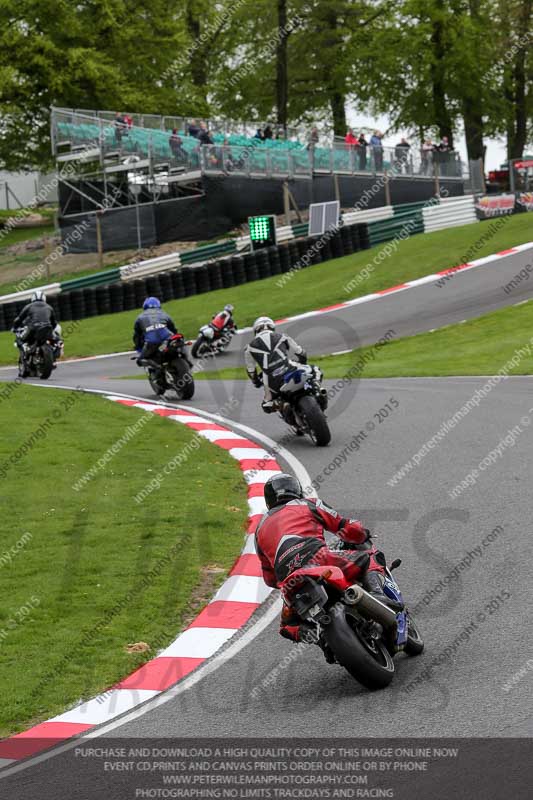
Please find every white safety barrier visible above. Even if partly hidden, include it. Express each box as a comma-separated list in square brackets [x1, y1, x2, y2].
[0, 282, 62, 306]
[423, 194, 477, 233]
[343, 206, 394, 226]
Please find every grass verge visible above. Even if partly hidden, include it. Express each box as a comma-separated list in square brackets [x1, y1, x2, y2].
[0, 386, 248, 737]
[1, 214, 532, 365]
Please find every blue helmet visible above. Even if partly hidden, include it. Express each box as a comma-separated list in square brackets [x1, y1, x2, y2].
[143, 296, 161, 310]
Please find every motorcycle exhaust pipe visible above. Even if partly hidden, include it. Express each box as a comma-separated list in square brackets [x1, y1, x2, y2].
[344, 585, 397, 630]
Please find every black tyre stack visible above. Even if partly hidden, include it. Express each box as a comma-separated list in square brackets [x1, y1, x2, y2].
[267, 246, 282, 276]
[357, 223, 370, 250]
[255, 250, 272, 280]
[348, 223, 360, 252]
[95, 285, 111, 316]
[70, 289, 86, 320]
[134, 278, 147, 308]
[330, 229, 344, 259]
[58, 292, 73, 321]
[340, 225, 354, 256]
[296, 238, 311, 268]
[288, 240, 300, 269]
[171, 270, 185, 299]
[220, 258, 236, 288]
[109, 282, 124, 313]
[243, 252, 260, 283]
[181, 267, 197, 297]
[194, 265, 211, 294]
[159, 272, 174, 302]
[122, 281, 137, 311]
[230, 255, 246, 286]
[83, 287, 98, 317]
[208, 260, 223, 291]
[278, 243, 292, 273]
[145, 275, 162, 300]
[3, 302, 19, 331]
[0, 304, 6, 333]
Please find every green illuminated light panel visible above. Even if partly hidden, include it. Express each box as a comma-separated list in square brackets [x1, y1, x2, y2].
[248, 215, 277, 250]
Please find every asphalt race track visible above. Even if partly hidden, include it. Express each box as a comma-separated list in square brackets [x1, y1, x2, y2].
[1, 249, 533, 797]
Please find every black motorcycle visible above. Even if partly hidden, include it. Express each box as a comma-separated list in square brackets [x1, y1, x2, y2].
[15, 326, 63, 380]
[140, 333, 195, 400]
[273, 364, 330, 446]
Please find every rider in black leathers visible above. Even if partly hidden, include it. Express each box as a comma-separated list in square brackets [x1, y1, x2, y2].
[12, 290, 58, 375]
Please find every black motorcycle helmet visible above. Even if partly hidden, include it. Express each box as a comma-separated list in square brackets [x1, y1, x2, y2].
[264, 473, 303, 509]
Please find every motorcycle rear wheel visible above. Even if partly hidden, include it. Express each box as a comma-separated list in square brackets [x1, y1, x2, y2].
[171, 359, 195, 400]
[38, 345, 54, 380]
[323, 607, 395, 690]
[148, 369, 165, 396]
[297, 395, 331, 447]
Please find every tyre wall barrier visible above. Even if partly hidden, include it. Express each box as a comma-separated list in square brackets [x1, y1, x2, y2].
[0, 222, 370, 330]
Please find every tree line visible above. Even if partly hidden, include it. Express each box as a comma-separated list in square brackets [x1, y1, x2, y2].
[0, 0, 531, 170]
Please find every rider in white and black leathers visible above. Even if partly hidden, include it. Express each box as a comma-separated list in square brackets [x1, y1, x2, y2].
[244, 316, 307, 412]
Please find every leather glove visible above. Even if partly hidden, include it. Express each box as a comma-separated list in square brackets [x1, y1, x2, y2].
[252, 374, 263, 388]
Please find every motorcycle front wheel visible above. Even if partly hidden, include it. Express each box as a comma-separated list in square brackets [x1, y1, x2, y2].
[191, 336, 210, 359]
[323, 607, 395, 690]
[404, 613, 424, 656]
[297, 395, 331, 446]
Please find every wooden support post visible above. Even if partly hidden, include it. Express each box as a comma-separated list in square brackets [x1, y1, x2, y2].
[384, 170, 391, 206]
[96, 211, 104, 270]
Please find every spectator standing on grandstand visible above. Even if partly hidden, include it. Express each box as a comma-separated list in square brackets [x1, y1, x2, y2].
[421, 138, 434, 175]
[124, 114, 133, 128]
[263, 125, 273, 140]
[370, 131, 384, 171]
[169, 129, 187, 164]
[188, 119, 200, 138]
[114, 112, 128, 145]
[345, 128, 357, 148]
[435, 136, 451, 176]
[307, 127, 319, 150]
[437, 135, 450, 152]
[198, 122, 214, 145]
[356, 133, 368, 170]
[394, 137, 411, 173]
[254, 128, 265, 140]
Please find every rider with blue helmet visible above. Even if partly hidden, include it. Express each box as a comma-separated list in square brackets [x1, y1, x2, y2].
[133, 297, 177, 365]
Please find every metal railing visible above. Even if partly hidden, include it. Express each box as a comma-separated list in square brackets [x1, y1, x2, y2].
[52, 107, 301, 143]
[200, 143, 464, 180]
[51, 108, 465, 182]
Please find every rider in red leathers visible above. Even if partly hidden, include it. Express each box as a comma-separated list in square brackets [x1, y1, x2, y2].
[211, 304, 237, 335]
[255, 473, 402, 645]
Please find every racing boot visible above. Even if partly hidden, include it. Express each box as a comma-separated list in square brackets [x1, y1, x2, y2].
[363, 570, 403, 612]
[280, 622, 335, 663]
[261, 399, 276, 413]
